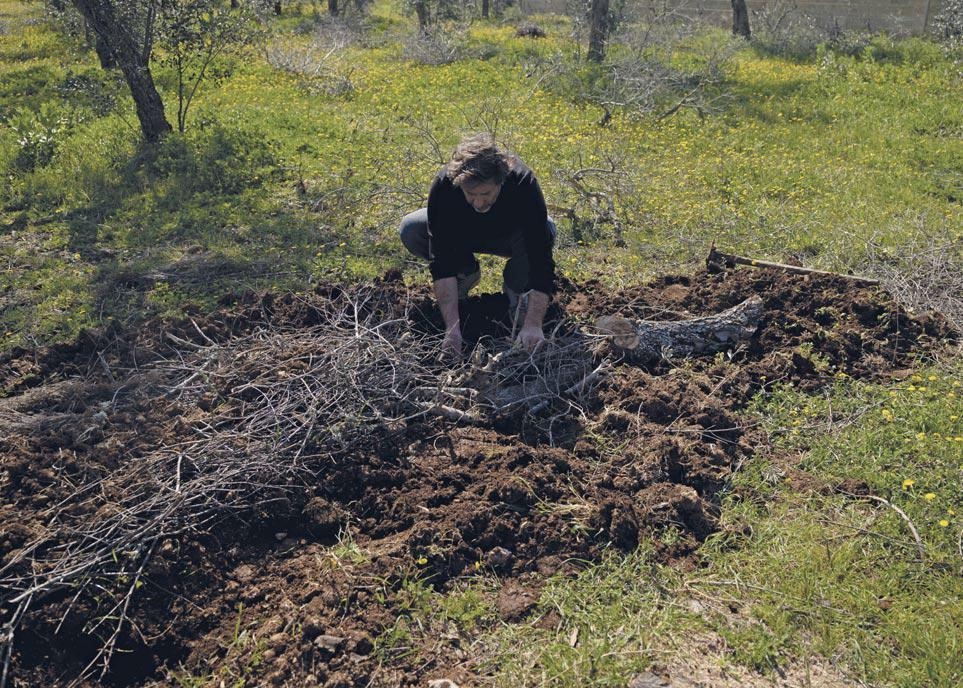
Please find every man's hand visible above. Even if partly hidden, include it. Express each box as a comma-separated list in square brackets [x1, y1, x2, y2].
[514, 289, 550, 352]
[442, 323, 464, 360]
[434, 277, 463, 361]
[516, 324, 545, 352]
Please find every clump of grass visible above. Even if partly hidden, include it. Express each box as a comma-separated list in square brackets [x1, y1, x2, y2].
[373, 571, 499, 664]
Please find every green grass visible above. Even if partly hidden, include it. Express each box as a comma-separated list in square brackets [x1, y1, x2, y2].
[686, 364, 963, 686]
[487, 548, 691, 686]
[2, 0, 962, 349]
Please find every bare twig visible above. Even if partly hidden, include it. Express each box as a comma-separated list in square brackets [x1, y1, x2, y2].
[707, 244, 880, 285]
[859, 494, 926, 560]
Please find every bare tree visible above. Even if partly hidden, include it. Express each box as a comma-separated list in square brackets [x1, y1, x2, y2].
[70, 0, 171, 142]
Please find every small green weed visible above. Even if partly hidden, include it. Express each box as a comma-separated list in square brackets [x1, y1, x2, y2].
[169, 602, 268, 688]
[373, 572, 497, 663]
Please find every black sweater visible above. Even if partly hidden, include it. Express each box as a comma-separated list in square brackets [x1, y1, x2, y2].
[426, 158, 555, 295]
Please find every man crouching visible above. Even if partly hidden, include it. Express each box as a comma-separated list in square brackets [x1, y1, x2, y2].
[400, 133, 556, 358]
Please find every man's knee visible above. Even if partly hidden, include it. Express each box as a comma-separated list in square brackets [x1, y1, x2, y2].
[399, 208, 430, 260]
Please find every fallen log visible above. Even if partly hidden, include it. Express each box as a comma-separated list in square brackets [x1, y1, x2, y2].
[594, 295, 764, 363]
[706, 244, 880, 286]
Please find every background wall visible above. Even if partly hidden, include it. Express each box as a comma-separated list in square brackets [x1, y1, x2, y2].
[518, 0, 947, 36]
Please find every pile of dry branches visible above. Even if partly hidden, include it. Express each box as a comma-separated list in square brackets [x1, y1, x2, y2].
[0, 287, 602, 686]
[2, 280, 766, 684]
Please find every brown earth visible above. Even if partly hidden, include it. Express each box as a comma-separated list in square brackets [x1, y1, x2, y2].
[0, 267, 953, 687]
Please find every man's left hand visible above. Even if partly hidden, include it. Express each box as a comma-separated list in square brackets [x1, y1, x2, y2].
[517, 324, 545, 353]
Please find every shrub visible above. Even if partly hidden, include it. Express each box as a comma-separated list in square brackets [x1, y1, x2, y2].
[7, 102, 73, 171]
[750, 0, 824, 59]
[144, 122, 278, 197]
[56, 67, 119, 117]
[401, 23, 471, 65]
[264, 22, 357, 96]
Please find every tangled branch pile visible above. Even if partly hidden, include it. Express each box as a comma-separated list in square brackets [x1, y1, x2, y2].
[0, 279, 770, 685]
[0, 287, 601, 684]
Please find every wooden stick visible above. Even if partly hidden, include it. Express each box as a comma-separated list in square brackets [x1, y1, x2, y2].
[862, 494, 926, 560]
[706, 244, 880, 285]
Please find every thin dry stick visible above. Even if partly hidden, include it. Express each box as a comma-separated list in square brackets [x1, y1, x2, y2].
[860, 494, 926, 560]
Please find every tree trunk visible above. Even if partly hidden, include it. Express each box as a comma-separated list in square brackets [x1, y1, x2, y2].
[71, 0, 171, 143]
[274, 1, 282, 15]
[587, 0, 610, 62]
[595, 296, 764, 363]
[328, 0, 338, 17]
[481, 0, 489, 19]
[731, 0, 751, 39]
[413, 0, 429, 33]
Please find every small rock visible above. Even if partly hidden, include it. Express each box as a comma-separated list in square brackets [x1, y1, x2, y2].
[427, 680, 460, 688]
[313, 634, 345, 654]
[232, 564, 255, 582]
[274, 531, 288, 541]
[687, 599, 705, 614]
[268, 632, 288, 649]
[628, 671, 670, 688]
[485, 546, 513, 569]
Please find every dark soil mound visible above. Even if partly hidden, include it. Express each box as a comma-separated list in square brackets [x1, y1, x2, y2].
[0, 268, 953, 687]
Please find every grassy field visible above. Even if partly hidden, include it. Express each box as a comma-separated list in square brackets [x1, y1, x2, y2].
[1, 0, 961, 685]
[2, 0, 961, 349]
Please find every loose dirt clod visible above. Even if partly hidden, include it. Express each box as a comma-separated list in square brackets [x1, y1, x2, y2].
[0, 269, 953, 687]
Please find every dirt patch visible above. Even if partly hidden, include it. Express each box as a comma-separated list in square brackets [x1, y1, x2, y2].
[0, 268, 953, 687]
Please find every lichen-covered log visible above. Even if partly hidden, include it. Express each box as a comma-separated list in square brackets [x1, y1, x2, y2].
[595, 295, 764, 363]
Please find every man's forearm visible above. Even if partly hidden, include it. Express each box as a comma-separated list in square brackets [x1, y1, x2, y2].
[434, 277, 460, 331]
[524, 290, 550, 329]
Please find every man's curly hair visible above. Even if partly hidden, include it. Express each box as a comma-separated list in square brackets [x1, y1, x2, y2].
[446, 133, 512, 188]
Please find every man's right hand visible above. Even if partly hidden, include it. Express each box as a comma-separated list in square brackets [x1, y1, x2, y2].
[442, 323, 463, 360]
